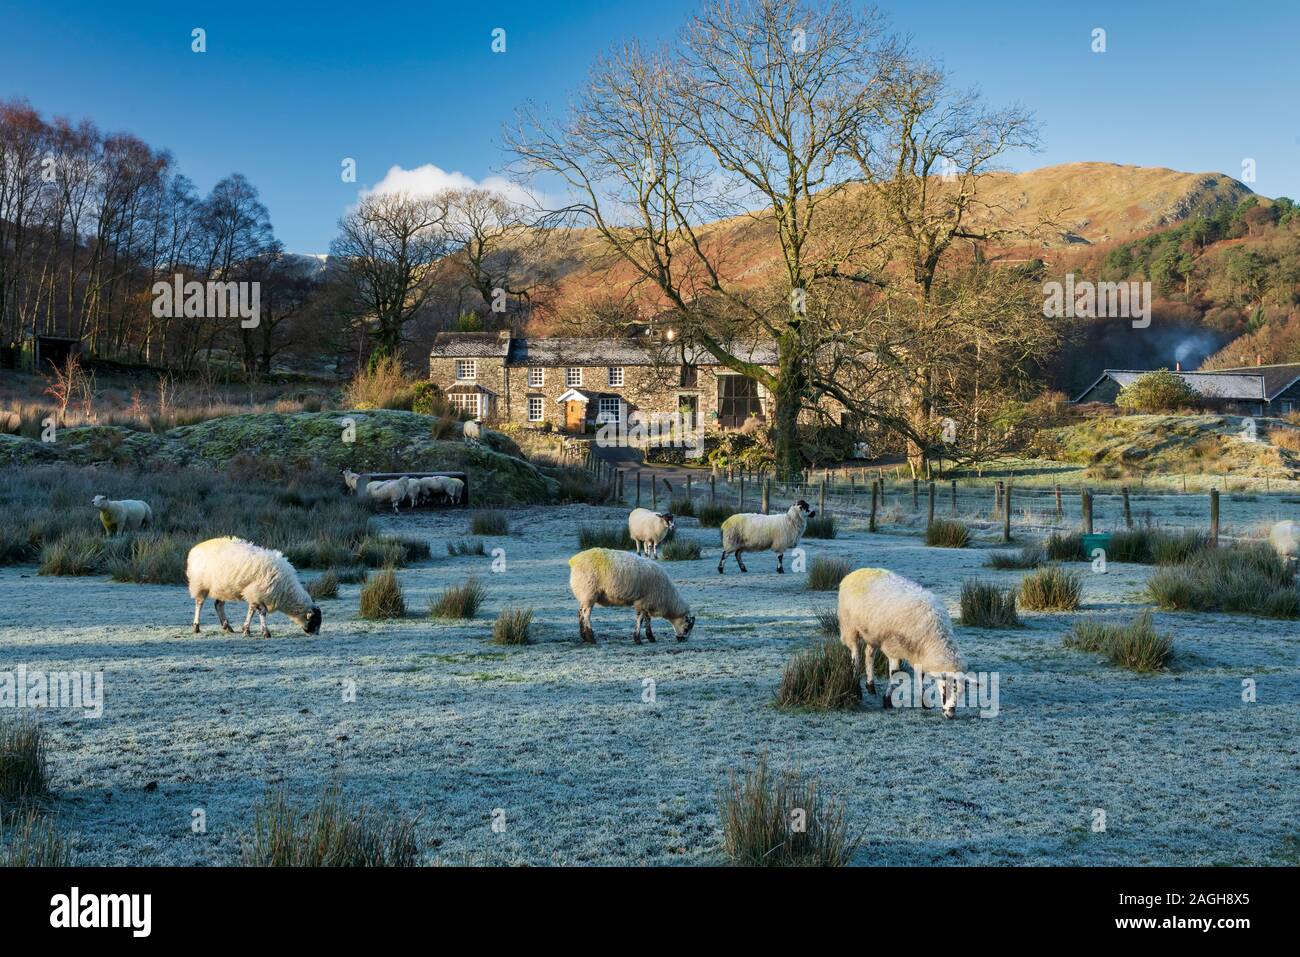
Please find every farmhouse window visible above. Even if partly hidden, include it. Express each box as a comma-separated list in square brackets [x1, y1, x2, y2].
[597, 397, 623, 423]
[528, 367, 544, 387]
[608, 366, 624, 387]
[528, 396, 544, 422]
[566, 367, 583, 387]
[717, 375, 764, 429]
[455, 359, 476, 381]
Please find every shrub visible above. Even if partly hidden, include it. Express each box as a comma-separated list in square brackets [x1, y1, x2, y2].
[774, 639, 862, 711]
[306, 570, 339, 600]
[1064, 610, 1173, 672]
[359, 567, 406, 619]
[669, 496, 696, 517]
[240, 786, 420, 867]
[1044, 531, 1085, 562]
[491, 608, 534, 645]
[960, 580, 1022, 628]
[806, 556, 851, 591]
[447, 539, 486, 557]
[1115, 368, 1202, 413]
[0, 718, 50, 809]
[803, 513, 837, 539]
[660, 537, 702, 561]
[469, 510, 509, 536]
[1019, 566, 1083, 611]
[986, 545, 1044, 570]
[696, 502, 736, 528]
[1147, 543, 1298, 618]
[430, 577, 486, 619]
[0, 809, 72, 866]
[925, 519, 969, 548]
[343, 356, 418, 411]
[718, 755, 859, 867]
[576, 523, 634, 550]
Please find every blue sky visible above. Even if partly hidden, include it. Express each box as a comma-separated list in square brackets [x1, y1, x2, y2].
[2, 0, 1296, 252]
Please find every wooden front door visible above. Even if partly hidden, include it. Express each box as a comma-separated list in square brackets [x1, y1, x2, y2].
[565, 400, 586, 432]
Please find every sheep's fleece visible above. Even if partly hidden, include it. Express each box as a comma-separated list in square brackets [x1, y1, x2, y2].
[186, 536, 321, 637]
[568, 547, 694, 643]
[91, 495, 153, 532]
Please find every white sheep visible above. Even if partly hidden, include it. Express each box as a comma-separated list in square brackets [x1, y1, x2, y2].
[186, 536, 321, 638]
[838, 567, 965, 719]
[628, 508, 675, 558]
[365, 476, 410, 513]
[341, 469, 360, 494]
[91, 495, 153, 534]
[441, 476, 465, 505]
[568, 547, 695, 644]
[404, 475, 447, 507]
[717, 499, 815, 574]
[1269, 520, 1299, 570]
[463, 420, 481, 445]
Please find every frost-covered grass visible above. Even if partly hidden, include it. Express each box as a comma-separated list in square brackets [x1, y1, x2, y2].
[806, 556, 850, 591]
[469, 510, 510, 536]
[774, 640, 862, 711]
[359, 568, 406, 619]
[2, 501, 1297, 865]
[1147, 543, 1299, 618]
[925, 519, 969, 548]
[718, 755, 858, 866]
[1020, 566, 1083, 611]
[240, 785, 420, 867]
[0, 717, 50, 807]
[491, 608, 534, 645]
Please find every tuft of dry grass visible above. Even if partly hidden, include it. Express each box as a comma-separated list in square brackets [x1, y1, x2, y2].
[960, 580, 1022, 628]
[660, 536, 702, 561]
[0, 717, 50, 810]
[240, 786, 420, 867]
[306, 569, 339, 600]
[774, 640, 862, 711]
[986, 545, 1044, 569]
[806, 556, 851, 591]
[0, 809, 72, 866]
[576, 523, 634, 550]
[925, 519, 969, 548]
[1147, 543, 1298, 618]
[697, 502, 736, 528]
[491, 608, 534, 645]
[469, 510, 510, 536]
[718, 755, 859, 867]
[1064, 611, 1173, 672]
[343, 356, 419, 411]
[430, 577, 486, 619]
[803, 513, 836, 539]
[359, 567, 406, 619]
[1019, 565, 1083, 611]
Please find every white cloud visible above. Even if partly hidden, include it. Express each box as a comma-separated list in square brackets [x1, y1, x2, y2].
[361, 163, 534, 206]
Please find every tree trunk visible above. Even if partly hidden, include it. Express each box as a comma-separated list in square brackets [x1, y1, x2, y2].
[770, 334, 806, 480]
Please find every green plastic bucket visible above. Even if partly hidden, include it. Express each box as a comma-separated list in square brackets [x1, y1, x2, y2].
[1080, 533, 1111, 555]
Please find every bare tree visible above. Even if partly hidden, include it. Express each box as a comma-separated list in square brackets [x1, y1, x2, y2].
[329, 192, 452, 363]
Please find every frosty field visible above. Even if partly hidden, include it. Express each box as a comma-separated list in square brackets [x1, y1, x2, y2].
[2, 500, 1297, 866]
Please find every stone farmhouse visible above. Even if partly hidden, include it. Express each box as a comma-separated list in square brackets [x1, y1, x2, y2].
[429, 332, 788, 433]
[1074, 363, 1300, 417]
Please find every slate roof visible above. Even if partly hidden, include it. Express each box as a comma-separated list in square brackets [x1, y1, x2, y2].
[429, 332, 511, 358]
[1206, 363, 1300, 400]
[430, 333, 778, 367]
[1075, 369, 1265, 403]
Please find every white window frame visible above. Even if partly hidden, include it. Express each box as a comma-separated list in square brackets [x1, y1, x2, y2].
[566, 367, 583, 387]
[528, 367, 544, 387]
[527, 396, 544, 422]
[608, 366, 624, 387]
[455, 359, 477, 382]
[597, 397, 622, 424]
[450, 392, 480, 418]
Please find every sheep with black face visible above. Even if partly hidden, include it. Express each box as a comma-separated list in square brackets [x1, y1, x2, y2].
[717, 500, 815, 574]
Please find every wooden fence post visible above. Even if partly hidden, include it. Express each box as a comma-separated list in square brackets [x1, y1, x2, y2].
[762, 478, 770, 514]
[1054, 484, 1063, 522]
[927, 481, 936, 529]
[710, 473, 716, 503]
[738, 473, 745, 511]
[1121, 486, 1133, 530]
[818, 480, 826, 516]
[912, 478, 919, 511]
[686, 474, 692, 505]
[1210, 488, 1220, 547]
[1003, 484, 1012, 543]
[869, 481, 878, 533]
[951, 478, 958, 516]
[1082, 489, 1093, 534]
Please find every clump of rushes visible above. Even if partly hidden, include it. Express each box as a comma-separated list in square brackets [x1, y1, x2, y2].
[814, 607, 839, 637]
[1148, 530, 1209, 566]
[959, 580, 1022, 628]
[0, 809, 72, 867]
[696, 502, 736, 528]
[469, 510, 509, 536]
[803, 513, 836, 539]
[1147, 542, 1298, 618]
[1044, 531, 1084, 562]
[986, 545, 1044, 570]
[0, 717, 50, 809]
[718, 755, 860, 867]
[240, 786, 420, 867]
[306, 569, 339, 600]
[576, 524, 634, 549]
[491, 608, 534, 645]
[660, 537, 702, 561]
[774, 640, 862, 711]
[669, 496, 696, 517]
[806, 556, 851, 591]
[447, 539, 486, 556]
[924, 519, 969, 548]
[359, 567, 406, 619]
[1019, 565, 1082, 611]
[1064, 610, 1173, 672]
[430, 577, 486, 619]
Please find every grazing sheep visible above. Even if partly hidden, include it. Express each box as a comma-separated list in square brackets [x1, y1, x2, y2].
[341, 469, 360, 493]
[717, 500, 815, 574]
[404, 475, 451, 507]
[441, 476, 465, 505]
[837, 568, 965, 719]
[628, 508, 675, 558]
[187, 536, 321, 638]
[463, 420, 481, 445]
[365, 476, 410, 513]
[1269, 520, 1300, 570]
[568, 547, 695, 644]
[90, 495, 153, 534]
